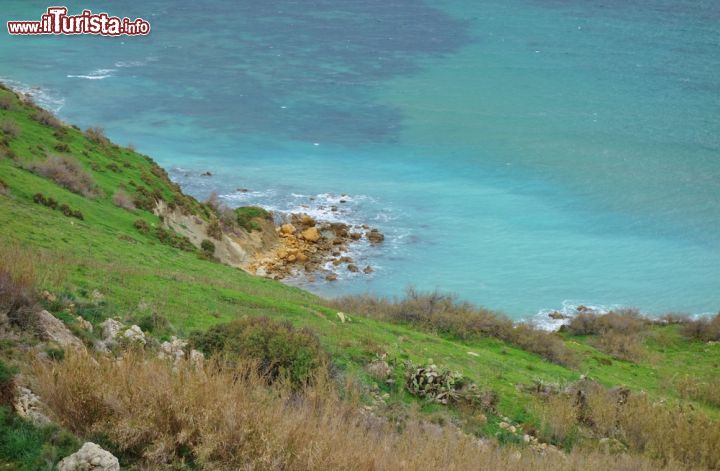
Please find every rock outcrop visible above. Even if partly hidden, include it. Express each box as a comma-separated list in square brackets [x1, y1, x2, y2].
[14, 386, 50, 426]
[35, 310, 83, 348]
[58, 442, 120, 471]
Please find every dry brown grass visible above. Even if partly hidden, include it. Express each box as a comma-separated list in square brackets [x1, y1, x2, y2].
[536, 380, 720, 470]
[29, 155, 99, 197]
[112, 190, 136, 211]
[673, 375, 720, 408]
[333, 289, 577, 367]
[32, 350, 684, 471]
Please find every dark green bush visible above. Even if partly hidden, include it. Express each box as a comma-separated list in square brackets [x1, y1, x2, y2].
[154, 227, 194, 252]
[133, 219, 150, 234]
[200, 239, 215, 255]
[235, 206, 271, 232]
[190, 317, 325, 387]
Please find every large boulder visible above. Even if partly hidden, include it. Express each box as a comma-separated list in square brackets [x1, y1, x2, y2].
[123, 325, 146, 345]
[100, 319, 123, 341]
[58, 442, 119, 471]
[35, 310, 83, 348]
[301, 227, 321, 242]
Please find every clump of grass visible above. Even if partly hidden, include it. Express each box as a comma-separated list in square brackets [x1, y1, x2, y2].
[0, 264, 37, 329]
[29, 155, 99, 197]
[333, 289, 577, 367]
[0, 360, 16, 407]
[235, 206, 271, 232]
[112, 190, 135, 212]
[190, 317, 325, 387]
[0, 178, 9, 196]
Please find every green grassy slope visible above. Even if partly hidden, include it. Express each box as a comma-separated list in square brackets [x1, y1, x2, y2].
[1, 83, 718, 440]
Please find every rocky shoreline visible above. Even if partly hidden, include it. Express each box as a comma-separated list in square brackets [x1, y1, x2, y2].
[249, 212, 384, 282]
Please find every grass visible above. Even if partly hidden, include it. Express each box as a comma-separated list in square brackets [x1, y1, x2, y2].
[0, 83, 719, 468]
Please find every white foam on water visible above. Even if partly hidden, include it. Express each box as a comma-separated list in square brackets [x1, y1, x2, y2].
[529, 300, 623, 331]
[67, 68, 116, 80]
[0, 78, 65, 113]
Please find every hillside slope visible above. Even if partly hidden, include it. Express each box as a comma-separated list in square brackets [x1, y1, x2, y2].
[1, 84, 719, 469]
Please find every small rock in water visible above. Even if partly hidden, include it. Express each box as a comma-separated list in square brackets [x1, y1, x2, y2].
[200, 171, 212, 177]
[347, 264, 359, 273]
[325, 273, 338, 281]
[363, 265, 374, 274]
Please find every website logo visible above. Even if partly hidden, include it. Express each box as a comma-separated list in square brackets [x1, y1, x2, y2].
[7, 6, 151, 36]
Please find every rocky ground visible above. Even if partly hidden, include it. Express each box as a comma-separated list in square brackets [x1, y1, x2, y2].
[248, 213, 384, 282]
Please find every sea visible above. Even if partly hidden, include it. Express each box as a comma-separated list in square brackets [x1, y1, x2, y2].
[1, 0, 718, 325]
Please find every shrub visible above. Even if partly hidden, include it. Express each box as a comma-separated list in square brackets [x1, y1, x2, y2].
[135, 313, 170, 335]
[0, 95, 14, 110]
[53, 142, 70, 152]
[29, 155, 98, 197]
[0, 178, 8, 196]
[592, 331, 645, 362]
[154, 226, 195, 252]
[680, 313, 720, 342]
[133, 219, 150, 234]
[112, 190, 135, 211]
[235, 206, 271, 232]
[333, 289, 577, 367]
[106, 162, 120, 173]
[0, 120, 20, 138]
[190, 317, 325, 387]
[206, 218, 223, 240]
[84, 127, 109, 146]
[200, 239, 215, 255]
[205, 191, 221, 214]
[32, 109, 62, 129]
[567, 310, 647, 336]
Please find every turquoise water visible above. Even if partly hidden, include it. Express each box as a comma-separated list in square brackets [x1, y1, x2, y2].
[2, 0, 719, 320]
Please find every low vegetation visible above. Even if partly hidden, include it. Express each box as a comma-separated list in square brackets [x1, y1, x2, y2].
[334, 289, 577, 367]
[29, 155, 98, 197]
[190, 317, 326, 386]
[1, 84, 719, 470]
[234, 206, 272, 232]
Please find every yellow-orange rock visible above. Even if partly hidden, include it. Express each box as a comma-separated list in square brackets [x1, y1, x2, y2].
[302, 227, 321, 242]
[280, 223, 296, 235]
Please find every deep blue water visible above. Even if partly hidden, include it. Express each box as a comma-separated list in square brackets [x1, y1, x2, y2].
[2, 0, 719, 322]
